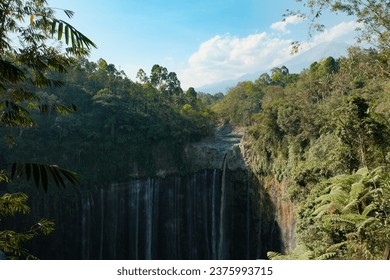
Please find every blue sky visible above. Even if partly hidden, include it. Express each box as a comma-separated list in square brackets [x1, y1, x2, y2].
[48, 0, 360, 89]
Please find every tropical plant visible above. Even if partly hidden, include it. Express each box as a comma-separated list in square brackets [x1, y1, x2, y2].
[0, 192, 55, 259]
[298, 167, 390, 259]
[0, 0, 95, 259]
[1, 0, 96, 189]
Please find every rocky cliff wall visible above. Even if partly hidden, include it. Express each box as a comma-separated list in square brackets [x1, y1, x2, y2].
[4, 124, 294, 259]
[183, 124, 246, 172]
[239, 135, 296, 253]
[183, 124, 296, 254]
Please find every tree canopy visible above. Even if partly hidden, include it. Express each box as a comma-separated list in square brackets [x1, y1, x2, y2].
[289, 0, 390, 51]
[214, 46, 389, 259]
[1, 0, 97, 190]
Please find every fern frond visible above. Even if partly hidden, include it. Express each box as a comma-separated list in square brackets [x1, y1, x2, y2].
[361, 203, 377, 217]
[342, 198, 359, 213]
[350, 182, 366, 200]
[327, 241, 348, 252]
[267, 251, 283, 260]
[326, 214, 362, 227]
[313, 202, 334, 218]
[356, 168, 369, 176]
[356, 217, 380, 234]
[317, 251, 337, 260]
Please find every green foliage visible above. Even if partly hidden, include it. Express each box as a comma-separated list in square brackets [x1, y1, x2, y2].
[2, 60, 216, 183]
[246, 47, 389, 181]
[0, 0, 96, 127]
[297, 167, 390, 259]
[213, 81, 263, 127]
[224, 47, 390, 259]
[1, 0, 92, 259]
[0, 192, 55, 259]
[291, 0, 390, 50]
[10, 163, 78, 193]
[1, 0, 93, 189]
[334, 94, 390, 169]
[196, 92, 224, 107]
[1, 0, 389, 261]
[267, 244, 313, 260]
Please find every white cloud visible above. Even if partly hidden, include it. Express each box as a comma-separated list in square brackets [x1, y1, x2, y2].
[314, 21, 361, 44]
[298, 21, 361, 52]
[270, 15, 305, 33]
[179, 21, 360, 89]
[180, 33, 293, 88]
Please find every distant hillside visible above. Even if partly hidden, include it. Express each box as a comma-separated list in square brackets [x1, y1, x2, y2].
[197, 41, 350, 94]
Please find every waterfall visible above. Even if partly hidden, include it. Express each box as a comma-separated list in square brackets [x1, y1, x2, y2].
[211, 169, 217, 259]
[218, 154, 228, 259]
[201, 171, 210, 258]
[81, 191, 93, 259]
[132, 180, 141, 259]
[145, 178, 154, 259]
[19, 165, 282, 260]
[186, 175, 193, 259]
[172, 176, 180, 258]
[99, 187, 104, 259]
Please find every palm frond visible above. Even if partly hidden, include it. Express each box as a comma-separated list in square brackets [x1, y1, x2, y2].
[0, 101, 34, 127]
[10, 163, 78, 192]
[0, 59, 26, 86]
[49, 19, 97, 54]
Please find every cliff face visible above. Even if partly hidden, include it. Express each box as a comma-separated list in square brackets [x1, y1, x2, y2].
[125, 125, 246, 178]
[183, 124, 245, 172]
[5, 125, 294, 259]
[17, 164, 282, 259]
[261, 176, 296, 252]
[238, 134, 296, 253]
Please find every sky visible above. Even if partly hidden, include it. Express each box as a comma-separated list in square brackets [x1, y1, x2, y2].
[48, 0, 361, 89]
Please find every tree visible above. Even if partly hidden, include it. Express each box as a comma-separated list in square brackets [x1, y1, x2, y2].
[334, 95, 389, 170]
[256, 73, 271, 86]
[150, 64, 168, 90]
[291, 0, 390, 50]
[1, 0, 96, 111]
[166, 71, 183, 96]
[269, 66, 298, 87]
[149, 64, 183, 98]
[185, 87, 197, 106]
[0, 0, 96, 259]
[1, 0, 96, 190]
[136, 68, 149, 84]
[212, 81, 263, 126]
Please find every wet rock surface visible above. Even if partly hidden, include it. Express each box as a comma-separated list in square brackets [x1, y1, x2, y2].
[184, 124, 247, 172]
